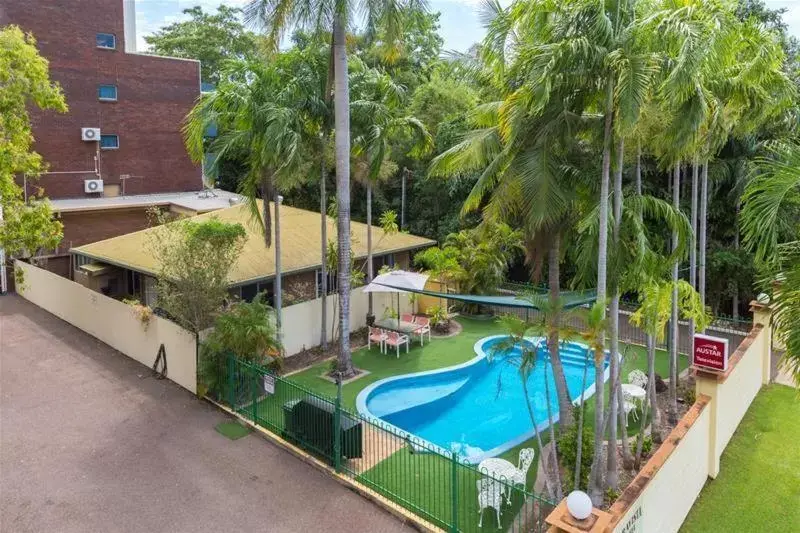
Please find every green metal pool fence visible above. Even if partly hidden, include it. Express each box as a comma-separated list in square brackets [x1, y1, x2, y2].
[215, 356, 557, 532]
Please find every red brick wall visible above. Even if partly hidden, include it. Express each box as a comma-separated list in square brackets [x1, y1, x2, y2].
[60, 208, 152, 248]
[3, 0, 202, 199]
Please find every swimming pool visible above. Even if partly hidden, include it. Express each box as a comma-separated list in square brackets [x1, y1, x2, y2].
[356, 335, 610, 463]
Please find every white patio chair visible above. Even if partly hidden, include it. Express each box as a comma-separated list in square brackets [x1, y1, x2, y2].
[384, 331, 410, 358]
[628, 369, 648, 389]
[622, 389, 639, 425]
[477, 478, 503, 528]
[413, 316, 432, 345]
[367, 327, 387, 353]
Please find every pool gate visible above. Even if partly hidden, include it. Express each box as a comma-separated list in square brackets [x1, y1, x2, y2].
[214, 356, 558, 533]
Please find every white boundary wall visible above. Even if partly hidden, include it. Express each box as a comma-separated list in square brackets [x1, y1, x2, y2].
[282, 288, 413, 357]
[15, 260, 197, 393]
[611, 403, 712, 533]
[601, 306, 773, 533]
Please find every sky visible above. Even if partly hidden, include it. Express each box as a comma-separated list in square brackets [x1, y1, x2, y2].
[134, 0, 800, 53]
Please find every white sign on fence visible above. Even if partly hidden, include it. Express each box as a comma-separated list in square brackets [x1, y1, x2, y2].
[263, 374, 275, 395]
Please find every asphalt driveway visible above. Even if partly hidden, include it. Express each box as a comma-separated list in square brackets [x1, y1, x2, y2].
[0, 295, 412, 533]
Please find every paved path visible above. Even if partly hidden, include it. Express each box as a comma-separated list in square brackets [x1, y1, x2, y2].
[0, 295, 412, 533]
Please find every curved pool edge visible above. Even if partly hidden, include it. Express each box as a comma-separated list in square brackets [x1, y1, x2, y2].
[355, 335, 614, 464]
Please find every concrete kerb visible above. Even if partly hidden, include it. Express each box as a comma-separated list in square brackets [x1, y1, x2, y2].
[204, 397, 443, 533]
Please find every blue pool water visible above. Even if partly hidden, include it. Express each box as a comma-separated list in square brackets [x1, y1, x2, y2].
[356, 335, 609, 463]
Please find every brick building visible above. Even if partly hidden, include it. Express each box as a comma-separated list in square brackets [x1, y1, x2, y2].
[2, 0, 203, 199]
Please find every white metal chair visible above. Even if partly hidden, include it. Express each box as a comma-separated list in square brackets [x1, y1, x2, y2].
[368, 327, 387, 352]
[622, 389, 639, 424]
[384, 331, 410, 358]
[501, 448, 536, 503]
[477, 478, 504, 528]
[413, 316, 432, 345]
[628, 369, 648, 389]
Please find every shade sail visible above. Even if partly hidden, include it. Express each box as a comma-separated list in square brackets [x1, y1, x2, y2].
[370, 284, 597, 310]
[363, 270, 430, 293]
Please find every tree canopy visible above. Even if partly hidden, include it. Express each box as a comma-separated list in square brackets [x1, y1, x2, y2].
[0, 26, 65, 259]
[144, 5, 258, 84]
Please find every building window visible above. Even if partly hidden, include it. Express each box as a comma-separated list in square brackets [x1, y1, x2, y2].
[96, 33, 116, 49]
[73, 254, 92, 269]
[100, 134, 119, 150]
[98, 84, 118, 101]
[316, 269, 338, 298]
[239, 281, 274, 305]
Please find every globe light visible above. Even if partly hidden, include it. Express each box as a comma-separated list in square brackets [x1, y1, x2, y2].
[566, 490, 593, 521]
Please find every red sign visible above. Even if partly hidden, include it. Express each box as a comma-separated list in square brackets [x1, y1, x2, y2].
[693, 334, 729, 372]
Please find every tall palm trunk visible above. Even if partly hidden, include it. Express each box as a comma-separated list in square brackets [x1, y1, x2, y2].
[547, 234, 573, 429]
[574, 347, 591, 490]
[320, 138, 328, 350]
[606, 137, 624, 489]
[333, 15, 354, 377]
[689, 161, 698, 337]
[733, 203, 740, 319]
[274, 194, 282, 341]
[669, 165, 680, 424]
[542, 363, 563, 500]
[522, 374, 554, 500]
[589, 77, 614, 506]
[646, 332, 661, 442]
[366, 181, 374, 319]
[698, 160, 708, 333]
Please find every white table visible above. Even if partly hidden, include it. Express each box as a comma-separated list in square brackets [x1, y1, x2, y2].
[478, 458, 517, 503]
[621, 383, 647, 403]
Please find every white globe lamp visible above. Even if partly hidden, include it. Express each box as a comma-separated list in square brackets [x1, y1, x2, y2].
[566, 490, 593, 521]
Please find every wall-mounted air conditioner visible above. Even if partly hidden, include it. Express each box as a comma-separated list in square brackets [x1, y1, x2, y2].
[81, 127, 101, 141]
[85, 179, 104, 193]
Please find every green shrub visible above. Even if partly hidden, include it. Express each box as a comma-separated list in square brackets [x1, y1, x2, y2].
[557, 415, 594, 490]
[605, 487, 620, 504]
[427, 305, 450, 333]
[642, 435, 653, 456]
[683, 387, 697, 405]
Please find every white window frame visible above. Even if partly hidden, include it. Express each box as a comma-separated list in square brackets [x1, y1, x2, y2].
[98, 84, 118, 102]
[100, 134, 119, 150]
[96, 33, 116, 50]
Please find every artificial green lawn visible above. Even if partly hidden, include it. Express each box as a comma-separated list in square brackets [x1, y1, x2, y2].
[681, 385, 800, 533]
[262, 316, 689, 531]
[285, 316, 687, 411]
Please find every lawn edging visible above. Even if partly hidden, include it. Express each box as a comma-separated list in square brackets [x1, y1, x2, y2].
[204, 396, 443, 533]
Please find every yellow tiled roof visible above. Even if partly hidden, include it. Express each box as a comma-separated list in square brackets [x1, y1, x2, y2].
[71, 200, 435, 286]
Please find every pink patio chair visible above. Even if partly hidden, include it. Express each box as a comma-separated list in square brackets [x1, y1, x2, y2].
[384, 331, 410, 358]
[413, 316, 431, 345]
[400, 313, 414, 324]
[368, 327, 387, 353]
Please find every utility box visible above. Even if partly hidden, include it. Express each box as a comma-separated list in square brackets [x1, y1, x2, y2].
[282, 396, 363, 462]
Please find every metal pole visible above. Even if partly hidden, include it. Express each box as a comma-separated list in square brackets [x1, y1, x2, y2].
[401, 168, 407, 231]
[275, 195, 283, 342]
[334, 372, 343, 472]
[450, 451, 459, 532]
[0, 203, 6, 295]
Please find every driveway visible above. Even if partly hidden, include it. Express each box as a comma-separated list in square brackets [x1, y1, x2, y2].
[0, 295, 412, 533]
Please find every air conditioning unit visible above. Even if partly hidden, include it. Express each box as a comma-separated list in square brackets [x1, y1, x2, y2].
[84, 179, 104, 193]
[81, 127, 101, 141]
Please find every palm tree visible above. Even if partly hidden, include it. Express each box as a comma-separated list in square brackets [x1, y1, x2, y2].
[350, 64, 432, 320]
[492, 314, 561, 500]
[184, 59, 313, 334]
[244, 0, 420, 378]
[573, 302, 608, 490]
[741, 141, 800, 387]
